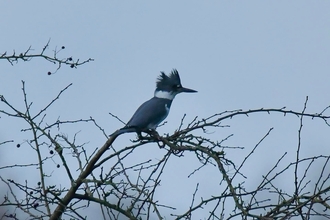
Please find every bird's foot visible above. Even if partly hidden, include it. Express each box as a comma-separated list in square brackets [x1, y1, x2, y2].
[142, 130, 167, 148]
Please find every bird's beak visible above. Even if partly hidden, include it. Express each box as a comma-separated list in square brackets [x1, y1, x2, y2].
[179, 87, 197, 93]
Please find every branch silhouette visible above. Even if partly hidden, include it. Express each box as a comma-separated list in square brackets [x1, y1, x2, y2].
[0, 40, 93, 74]
[1, 80, 330, 219]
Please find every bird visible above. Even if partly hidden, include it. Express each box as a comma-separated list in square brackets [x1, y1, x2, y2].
[111, 69, 197, 137]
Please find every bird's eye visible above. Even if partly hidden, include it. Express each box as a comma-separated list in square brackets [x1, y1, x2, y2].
[176, 85, 181, 88]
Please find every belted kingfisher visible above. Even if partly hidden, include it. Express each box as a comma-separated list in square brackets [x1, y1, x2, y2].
[111, 69, 197, 137]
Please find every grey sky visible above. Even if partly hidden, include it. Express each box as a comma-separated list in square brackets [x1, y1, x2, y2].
[1, 1, 330, 219]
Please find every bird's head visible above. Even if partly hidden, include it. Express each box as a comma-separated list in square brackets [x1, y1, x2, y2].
[154, 69, 197, 100]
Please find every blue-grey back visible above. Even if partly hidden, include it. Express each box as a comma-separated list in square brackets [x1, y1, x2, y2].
[126, 97, 172, 131]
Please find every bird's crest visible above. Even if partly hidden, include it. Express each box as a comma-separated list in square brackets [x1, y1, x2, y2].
[156, 69, 181, 90]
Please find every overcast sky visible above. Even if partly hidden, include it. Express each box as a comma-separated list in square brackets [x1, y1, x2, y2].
[1, 1, 330, 219]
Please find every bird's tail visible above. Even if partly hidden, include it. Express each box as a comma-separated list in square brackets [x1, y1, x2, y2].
[110, 127, 137, 137]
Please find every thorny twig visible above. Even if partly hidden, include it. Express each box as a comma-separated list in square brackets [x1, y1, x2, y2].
[1, 39, 93, 74]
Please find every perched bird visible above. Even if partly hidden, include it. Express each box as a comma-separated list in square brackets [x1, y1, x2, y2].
[111, 69, 197, 137]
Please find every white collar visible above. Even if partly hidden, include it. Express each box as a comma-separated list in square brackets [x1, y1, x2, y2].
[154, 90, 175, 100]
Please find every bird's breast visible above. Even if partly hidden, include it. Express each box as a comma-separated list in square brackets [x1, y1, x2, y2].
[147, 103, 171, 130]
[164, 103, 170, 115]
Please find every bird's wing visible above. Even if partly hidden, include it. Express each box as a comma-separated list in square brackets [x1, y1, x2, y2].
[126, 97, 172, 130]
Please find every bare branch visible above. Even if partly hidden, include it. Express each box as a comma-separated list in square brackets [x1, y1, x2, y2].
[0, 40, 93, 74]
